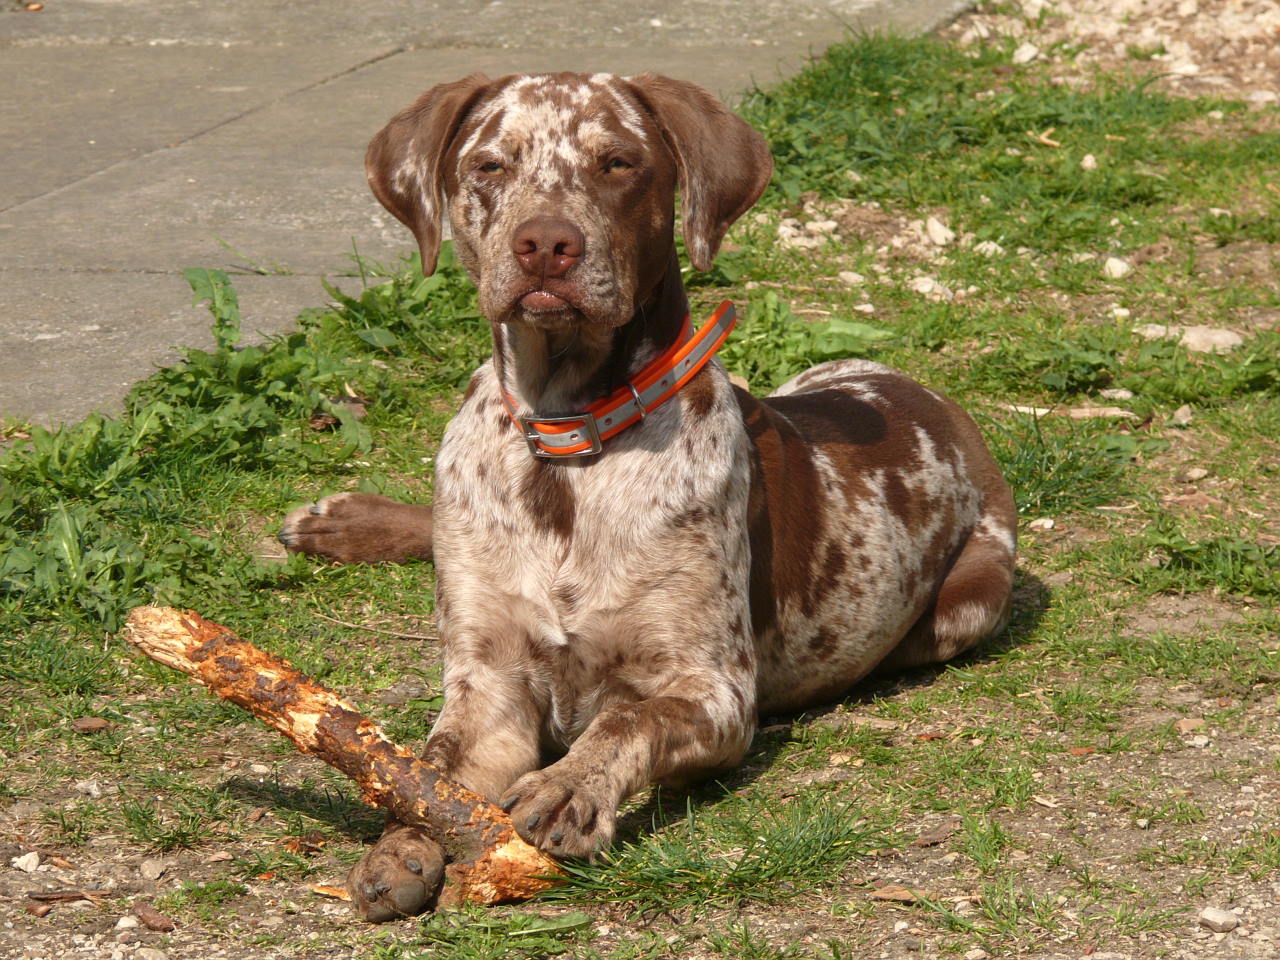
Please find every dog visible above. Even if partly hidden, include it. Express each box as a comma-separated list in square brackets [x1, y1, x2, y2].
[279, 71, 1017, 921]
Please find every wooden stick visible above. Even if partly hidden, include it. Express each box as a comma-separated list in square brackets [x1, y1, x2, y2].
[123, 605, 561, 907]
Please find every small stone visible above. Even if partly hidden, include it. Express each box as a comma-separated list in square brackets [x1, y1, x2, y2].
[648, 17, 662, 27]
[11, 851, 39, 872]
[853, 303, 876, 314]
[1103, 256, 1132, 279]
[139, 858, 167, 881]
[73, 779, 117, 799]
[1176, 0, 1198, 13]
[1176, 717, 1206, 733]
[1178, 467, 1209, 483]
[894, 920, 910, 933]
[1099, 388, 1134, 400]
[804, 219, 839, 236]
[973, 240, 1005, 257]
[1110, 306, 1131, 319]
[1135, 817, 1151, 829]
[908, 276, 954, 301]
[1029, 518, 1055, 531]
[1200, 907, 1239, 933]
[925, 216, 955, 246]
[1178, 326, 1243, 354]
[136, 949, 169, 960]
[838, 271, 866, 286]
[965, 949, 990, 960]
[1080, 153, 1098, 171]
[1248, 90, 1279, 105]
[1172, 404, 1194, 426]
[1012, 42, 1040, 64]
[114, 917, 139, 930]
[1189, 734, 1211, 748]
[249, 763, 271, 775]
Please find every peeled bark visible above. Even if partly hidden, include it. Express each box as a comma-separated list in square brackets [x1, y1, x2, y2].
[123, 605, 561, 907]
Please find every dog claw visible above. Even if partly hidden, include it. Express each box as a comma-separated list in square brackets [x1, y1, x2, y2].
[549, 830, 565, 845]
[524, 813, 541, 830]
[500, 795, 519, 812]
[309, 504, 322, 515]
[405, 859, 422, 874]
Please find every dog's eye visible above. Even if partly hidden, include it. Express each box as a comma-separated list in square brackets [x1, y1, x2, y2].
[478, 160, 505, 175]
[604, 157, 633, 173]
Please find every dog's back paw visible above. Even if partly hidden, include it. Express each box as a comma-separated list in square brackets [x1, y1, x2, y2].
[279, 492, 434, 564]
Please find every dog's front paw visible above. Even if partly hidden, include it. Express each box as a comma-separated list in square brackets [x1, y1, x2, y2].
[347, 823, 445, 922]
[499, 767, 617, 859]
[278, 492, 433, 564]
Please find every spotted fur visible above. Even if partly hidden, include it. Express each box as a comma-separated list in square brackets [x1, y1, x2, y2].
[279, 72, 1016, 920]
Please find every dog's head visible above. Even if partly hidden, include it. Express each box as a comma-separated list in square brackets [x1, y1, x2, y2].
[365, 72, 772, 330]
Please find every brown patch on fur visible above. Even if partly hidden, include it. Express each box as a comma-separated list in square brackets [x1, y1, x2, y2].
[519, 460, 575, 539]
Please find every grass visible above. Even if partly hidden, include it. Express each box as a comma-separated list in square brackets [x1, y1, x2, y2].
[2, 17, 1279, 960]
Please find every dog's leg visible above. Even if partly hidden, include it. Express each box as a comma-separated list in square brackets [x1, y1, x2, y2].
[498, 680, 753, 859]
[346, 661, 543, 920]
[876, 515, 1016, 672]
[278, 492, 433, 563]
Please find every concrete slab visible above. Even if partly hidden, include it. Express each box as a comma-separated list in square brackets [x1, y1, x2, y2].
[0, 44, 392, 210]
[0, 0, 969, 427]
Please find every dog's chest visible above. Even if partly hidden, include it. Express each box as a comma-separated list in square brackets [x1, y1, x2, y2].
[432, 363, 749, 621]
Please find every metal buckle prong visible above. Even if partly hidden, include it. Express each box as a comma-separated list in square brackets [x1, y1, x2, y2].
[518, 412, 603, 458]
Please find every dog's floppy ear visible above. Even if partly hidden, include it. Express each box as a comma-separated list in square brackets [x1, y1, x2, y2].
[625, 73, 773, 272]
[365, 74, 492, 276]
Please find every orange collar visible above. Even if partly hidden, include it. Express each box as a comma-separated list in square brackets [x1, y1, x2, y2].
[500, 300, 737, 457]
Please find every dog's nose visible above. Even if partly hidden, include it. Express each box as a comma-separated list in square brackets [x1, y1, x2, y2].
[512, 217, 585, 279]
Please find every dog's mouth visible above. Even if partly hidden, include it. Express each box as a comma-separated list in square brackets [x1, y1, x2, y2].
[519, 289, 571, 311]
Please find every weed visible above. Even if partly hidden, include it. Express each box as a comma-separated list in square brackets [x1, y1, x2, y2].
[552, 790, 886, 913]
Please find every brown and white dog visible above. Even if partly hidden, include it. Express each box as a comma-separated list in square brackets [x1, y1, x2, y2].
[279, 71, 1017, 921]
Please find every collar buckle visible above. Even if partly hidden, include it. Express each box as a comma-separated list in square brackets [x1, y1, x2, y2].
[519, 412, 602, 458]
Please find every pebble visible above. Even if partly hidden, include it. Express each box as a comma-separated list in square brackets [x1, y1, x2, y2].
[1178, 467, 1209, 482]
[909, 276, 954, 301]
[1200, 907, 1239, 932]
[925, 216, 955, 246]
[1099, 387, 1134, 400]
[1136, 817, 1151, 829]
[114, 916, 139, 930]
[1080, 153, 1098, 170]
[1188, 734, 1211, 748]
[1012, 42, 1040, 63]
[838, 270, 866, 286]
[249, 763, 271, 775]
[965, 949, 990, 960]
[1172, 404, 1194, 426]
[11, 851, 39, 872]
[973, 240, 1005, 256]
[139, 858, 168, 881]
[853, 303, 876, 313]
[1134, 323, 1243, 353]
[1103, 256, 1132, 279]
[1029, 517, 1055, 531]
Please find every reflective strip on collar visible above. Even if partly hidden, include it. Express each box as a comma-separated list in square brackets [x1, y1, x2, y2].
[502, 300, 737, 458]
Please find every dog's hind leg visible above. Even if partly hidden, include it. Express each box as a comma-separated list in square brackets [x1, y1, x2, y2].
[876, 512, 1017, 673]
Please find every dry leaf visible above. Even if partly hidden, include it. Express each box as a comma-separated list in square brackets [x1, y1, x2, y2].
[911, 820, 959, 847]
[869, 883, 936, 903]
[70, 717, 113, 733]
[1032, 795, 1060, 808]
[309, 884, 352, 901]
[25, 903, 53, 918]
[133, 902, 176, 932]
[1068, 746, 1096, 756]
[1175, 718, 1206, 734]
